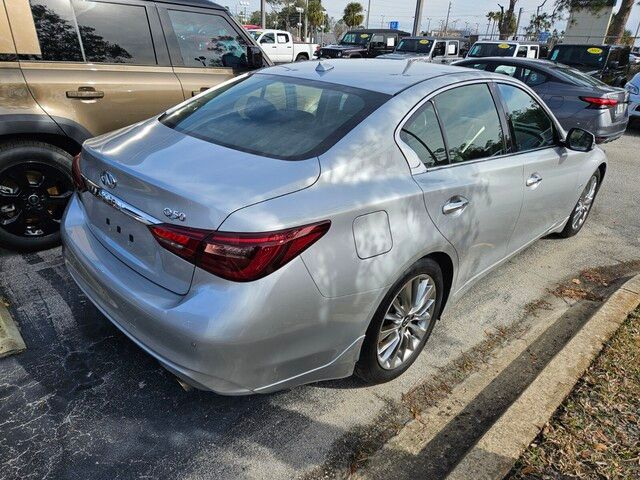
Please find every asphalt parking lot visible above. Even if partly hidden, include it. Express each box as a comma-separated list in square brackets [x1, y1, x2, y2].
[1, 127, 639, 480]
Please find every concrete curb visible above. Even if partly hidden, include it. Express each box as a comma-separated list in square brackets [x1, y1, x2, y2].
[446, 274, 640, 480]
[0, 299, 26, 359]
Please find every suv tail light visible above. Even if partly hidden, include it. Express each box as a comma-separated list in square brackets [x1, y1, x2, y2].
[149, 221, 330, 282]
[72, 154, 86, 191]
[580, 96, 618, 109]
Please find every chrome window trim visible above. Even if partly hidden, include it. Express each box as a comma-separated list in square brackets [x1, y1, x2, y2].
[83, 177, 162, 226]
[394, 77, 566, 174]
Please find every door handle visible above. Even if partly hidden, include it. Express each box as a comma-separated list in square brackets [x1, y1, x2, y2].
[526, 173, 543, 188]
[66, 86, 104, 99]
[442, 196, 470, 215]
[191, 87, 210, 96]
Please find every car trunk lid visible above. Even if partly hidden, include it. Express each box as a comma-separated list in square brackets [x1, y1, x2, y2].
[78, 119, 320, 295]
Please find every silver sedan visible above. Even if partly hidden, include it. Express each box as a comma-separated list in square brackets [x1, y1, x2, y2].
[62, 59, 607, 395]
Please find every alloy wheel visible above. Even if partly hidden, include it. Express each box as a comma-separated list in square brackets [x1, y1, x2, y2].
[0, 162, 73, 238]
[376, 274, 437, 370]
[571, 174, 598, 231]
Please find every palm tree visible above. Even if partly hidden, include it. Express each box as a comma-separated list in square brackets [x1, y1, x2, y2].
[486, 11, 501, 39]
[343, 2, 364, 29]
[607, 0, 637, 44]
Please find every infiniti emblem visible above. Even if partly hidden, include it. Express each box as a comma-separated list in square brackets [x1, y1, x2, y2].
[100, 171, 117, 189]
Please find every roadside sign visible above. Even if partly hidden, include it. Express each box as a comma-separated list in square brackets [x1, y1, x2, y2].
[389, 21, 399, 30]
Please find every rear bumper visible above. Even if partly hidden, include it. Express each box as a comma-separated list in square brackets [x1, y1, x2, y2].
[61, 194, 373, 394]
[559, 106, 629, 143]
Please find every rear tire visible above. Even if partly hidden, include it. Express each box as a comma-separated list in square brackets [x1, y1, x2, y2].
[355, 258, 444, 384]
[0, 141, 74, 251]
[295, 53, 309, 62]
[558, 170, 601, 238]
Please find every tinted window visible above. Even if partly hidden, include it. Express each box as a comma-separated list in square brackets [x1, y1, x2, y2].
[433, 84, 505, 163]
[468, 42, 516, 58]
[464, 62, 489, 70]
[497, 83, 555, 151]
[167, 10, 249, 69]
[397, 38, 432, 53]
[516, 46, 527, 57]
[72, 1, 155, 64]
[550, 65, 607, 87]
[160, 74, 390, 160]
[341, 32, 370, 45]
[549, 45, 607, 69]
[433, 41, 446, 56]
[522, 68, 547, 86]
[29, 0, 83, 61]
[400, 101, 447, 167]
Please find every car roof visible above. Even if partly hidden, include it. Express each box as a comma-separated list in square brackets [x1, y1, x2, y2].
[154, 0, 226, 9]
[345, 29, 411, 34]
[260, 58, 501, 95]
[459, 57, 557, 67]
[405, 36, 461, 41]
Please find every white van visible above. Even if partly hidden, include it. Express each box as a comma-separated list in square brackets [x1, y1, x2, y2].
[467, 41, 543, 59]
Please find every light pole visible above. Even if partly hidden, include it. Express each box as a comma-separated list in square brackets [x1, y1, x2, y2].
[238, 1, 249, 23]
[366, 0, 372, 28]
[426, 18, 431, 34]
[295, 7, 304, 40]
[304, 0, 309, 41]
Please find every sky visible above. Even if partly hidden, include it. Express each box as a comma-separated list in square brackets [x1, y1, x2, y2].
[232, 0, 640, 45]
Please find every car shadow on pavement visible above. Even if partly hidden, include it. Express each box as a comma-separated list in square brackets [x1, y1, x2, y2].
[0, 249, 350, 480]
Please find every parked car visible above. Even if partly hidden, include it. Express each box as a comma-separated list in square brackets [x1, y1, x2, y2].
[0, 0, 269, 251]
[317, 29, 411, 59]
[548, 44, 639, 86]
[626, 73, 640, 124]
[454, 57, 629, 143]
[377, 36, 464, 63]
[63, 59, 606, 395]
[247, 28, 318, 63]
[467, 41, 545, 59]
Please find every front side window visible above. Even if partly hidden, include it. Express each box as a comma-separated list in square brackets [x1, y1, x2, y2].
[72, 0, 156, 64]
[433, 84, 505, 163]
[29, 0, 83, 61]
[497, 83, 555, 151]
[517, 46, 528, 57]
[433, 41, 446, 56]
[167, 9, 249, 69]
[399, 101, 447, 168]
[370, 34, 385, 47]
[160, 74, 390, 160]
[261, 33, 275, 44]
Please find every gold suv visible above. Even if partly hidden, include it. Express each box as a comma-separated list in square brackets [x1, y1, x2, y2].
[0, 0, 267, 250]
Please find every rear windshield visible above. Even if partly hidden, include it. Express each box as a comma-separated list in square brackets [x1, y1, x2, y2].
[549, 45, 608, 69]
[160, 74, 390, 160]
[396, 38, 432, 54]
[468, 42, 516, 58]
[550, 65, 608, 87]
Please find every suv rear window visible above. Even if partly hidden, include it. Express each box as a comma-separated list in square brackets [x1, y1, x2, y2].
[468, 42, 516, 57]
[549, 45, 608, 69]
[160, 74, 390, 160]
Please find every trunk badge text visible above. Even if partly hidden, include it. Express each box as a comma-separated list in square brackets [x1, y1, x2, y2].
[163, 208, 187, 222]
[100, 171, 118, 189]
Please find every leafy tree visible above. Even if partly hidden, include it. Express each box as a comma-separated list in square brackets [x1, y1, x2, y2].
[486, 11, 502, 38]
[607, 0, 638, 44]
[343, 2, 364, 29]
[497, 0, 518, 40]
[308, 0, 326, 40]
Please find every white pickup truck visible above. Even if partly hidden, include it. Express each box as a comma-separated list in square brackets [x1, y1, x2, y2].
[247, 29, 318, 63]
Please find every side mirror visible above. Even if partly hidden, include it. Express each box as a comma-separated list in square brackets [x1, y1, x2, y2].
[565, 128, 595, 152]
[247, 45, 264, 68]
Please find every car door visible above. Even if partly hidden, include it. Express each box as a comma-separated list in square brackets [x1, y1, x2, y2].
[405, 83, 525, 288]
[18, 0, 183, 137]
[158, 4, 258, 99]
[276, 32, 292, 62]
[258, 32, 277, 62]
[494, 81, 582, 251]
[432, 41, 446, 61]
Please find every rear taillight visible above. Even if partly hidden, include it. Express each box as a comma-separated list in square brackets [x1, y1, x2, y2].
[149, 221, 330, 282]
[72, 154, 86, 191]
[580, 96, 618, 109]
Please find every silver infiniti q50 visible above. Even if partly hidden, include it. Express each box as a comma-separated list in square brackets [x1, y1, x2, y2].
[62, 59, 606, 395]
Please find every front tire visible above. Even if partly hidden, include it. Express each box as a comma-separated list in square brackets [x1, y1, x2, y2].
[355, 258, 444, 384]
[0, 141, 74, 251]
[558, 170, 601, 238]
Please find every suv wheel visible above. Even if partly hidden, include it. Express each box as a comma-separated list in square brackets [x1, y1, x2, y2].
[0, 141, 74, 251]
[355, 258, 444, 384]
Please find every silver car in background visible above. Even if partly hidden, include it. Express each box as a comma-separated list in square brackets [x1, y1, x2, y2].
[62, 60, 607, 395]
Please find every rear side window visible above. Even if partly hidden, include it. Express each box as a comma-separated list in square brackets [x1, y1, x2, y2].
[29, 0, 83, 61]
[28, 0, 155, 64]
[399, 101, 447, 167]
[73, 1, 156, 64]
[433, 84, 505, 163]
[494, 64, 517, 77]
[522, 68, 547, 86]
[160, 74, 390, 160]
[166, 9, 249, 69]
[276, 33, 288, 44]
[497, 83, 555, 151]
